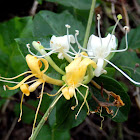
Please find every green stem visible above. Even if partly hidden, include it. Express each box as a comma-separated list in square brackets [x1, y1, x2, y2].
[32, 42, 65, 75]
[117, 123, 123, 140]
[45, 55, 65, 75]
[83, 0, 96, 49]
[30, 93, 62, 140]
[82, 65, 94, 84]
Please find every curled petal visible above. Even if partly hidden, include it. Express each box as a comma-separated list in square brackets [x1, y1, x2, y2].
[26, 54, 42, 77]
[39, 58, 49, 74]
[20, 84, 30, 96]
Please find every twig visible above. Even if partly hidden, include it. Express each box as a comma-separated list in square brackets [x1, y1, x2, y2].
[133, 0, 140, 15]
[111, 2, 125, 33]
[117, 123, 123, 140]
[3, 118, 18, 140]
[1, 99, 10, 114]
[29, 0, 38, 16]
[83, 0, 96, 49]
[123, 126, 140, 137]
[120, 0, 130, 28]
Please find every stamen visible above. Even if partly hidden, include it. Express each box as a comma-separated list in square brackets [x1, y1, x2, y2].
[0, 79, 19, 84]
[75, 83, 89, 119]
[0, 71, 31, 80]
[71, 90, 78, 110]
[106, 14, 122, 53]
[27, 44, 57, 58]
[111, 26, 129, 53]
[18, 94, 24, 122]
[63, 52, 75, 59]
[104, 58, 140, 85]
[75, 30, 82, 53]
[76, 88, 90, 114]
[45, 84, 66, 96]
[25, 79, 37, 84]
[97, 14, 102, 46]
[67, 50, 77, 56]
[65, 24, 77, 54]
[32, 82, 45, 135]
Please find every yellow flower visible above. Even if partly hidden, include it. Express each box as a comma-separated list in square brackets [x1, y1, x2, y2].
[51, 52, 97, 118]
[0, 54, 63, 132]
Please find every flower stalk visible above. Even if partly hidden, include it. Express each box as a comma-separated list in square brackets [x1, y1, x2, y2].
[83, 0, 96, 49]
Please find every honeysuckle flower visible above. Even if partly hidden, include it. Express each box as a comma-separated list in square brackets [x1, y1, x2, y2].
[0, 54, 63, 133]
[48, 52, 97, 118]
[87, 33, 117, 77]
[50, 34, 75, 59]
[26, 25, 79, 63]
[79, 14, 140, 85]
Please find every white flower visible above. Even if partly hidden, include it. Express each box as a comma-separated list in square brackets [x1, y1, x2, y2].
[80, 14, 140, 85]
[87, 34, 117, 77]
[50, 35, 75, 59]
[26, 24, 78, 62]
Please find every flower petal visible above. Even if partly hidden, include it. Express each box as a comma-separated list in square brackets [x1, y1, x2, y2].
[62, 87, 71, 100]
[26, 54, 42, 77]
[20, 84, 30, 96]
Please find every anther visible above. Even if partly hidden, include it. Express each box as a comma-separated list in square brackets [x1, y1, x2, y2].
[117, 14, 122, 20]
[65, 24, 71, 28]
[123, 26, 130, 32]
[75, 30, 79, 35]
[26, 43, 30, 49]
[37, 41, 41, 44]
[97, 14, 101, 20]
[3, 85, 6, 91]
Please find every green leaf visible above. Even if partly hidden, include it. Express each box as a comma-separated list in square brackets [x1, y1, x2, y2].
[33, 10, 85, 42]
[48, 86, 87, 130]
[89, 75, 131, 122]
[112, 51, 140, 86]
[46, 0, 92, 10]
[37, 0, 43, 4]
[0, 16, 33, 97]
